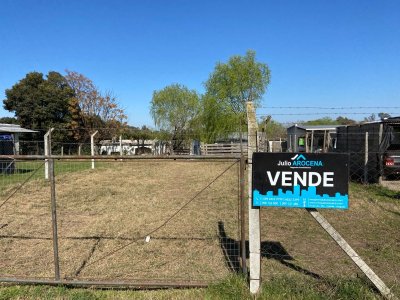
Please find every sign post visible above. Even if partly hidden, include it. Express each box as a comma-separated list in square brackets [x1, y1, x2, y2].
[252, 152, 395, 299]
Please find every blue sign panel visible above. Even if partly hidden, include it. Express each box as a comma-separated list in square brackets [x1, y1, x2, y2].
[0, 134, 12, 141]
[252, 153, 349, 209]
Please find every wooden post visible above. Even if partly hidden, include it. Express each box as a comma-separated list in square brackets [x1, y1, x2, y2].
[364, 132, 369, 184]
[305, 132, 309, 153]
[311, 130, 314, 153]
[247, 102, 260, 294]
[293, 134, 297, 152]
[91, 131, 99, 169]
[78, 144, 82, 156]
[61, 146, 64, 156]
[378, 124, 384, 184]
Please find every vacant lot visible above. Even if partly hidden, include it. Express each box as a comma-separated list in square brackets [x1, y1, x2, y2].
[0, 159, 399, 297]
[0, 159, 241, 283]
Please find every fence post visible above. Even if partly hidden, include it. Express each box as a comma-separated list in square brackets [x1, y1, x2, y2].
[247, 101, 260, 294]
[119, 135, 123, 156]
[305, 132, 309, 153]
[364, 132, 369, 184]
[49, 158, 60, 281]
[44, 128, 54, 180]
[91, 131, 99, 169]
[378, 124, 383, 184]
[311, 130, 314, 153]
[239, 155, 247, 275]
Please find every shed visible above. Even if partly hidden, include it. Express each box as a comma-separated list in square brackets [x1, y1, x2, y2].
[335, 117, 400, 183]
[0, 124, 37, 173]
[287, 124, 345, 153]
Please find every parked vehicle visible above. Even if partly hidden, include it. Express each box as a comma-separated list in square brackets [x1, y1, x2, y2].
[383, 144, 400, 179]
[335, 117, 400, 183]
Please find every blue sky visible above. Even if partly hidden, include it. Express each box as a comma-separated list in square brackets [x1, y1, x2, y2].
[1, 0, 399, 127]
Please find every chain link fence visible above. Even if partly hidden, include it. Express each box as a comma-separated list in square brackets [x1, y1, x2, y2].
[1, 120, 399, 297]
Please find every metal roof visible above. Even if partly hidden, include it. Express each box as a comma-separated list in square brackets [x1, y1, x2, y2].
[287, 124, 345, 131]
[0, 124, 37, 133]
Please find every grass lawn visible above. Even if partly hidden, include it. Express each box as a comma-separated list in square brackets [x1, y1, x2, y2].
[0, 160, 93, 191]
[0, 158, 399, 299]
[0, 275, 382, 299]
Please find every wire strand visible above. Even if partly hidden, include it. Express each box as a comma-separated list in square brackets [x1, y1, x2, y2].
[76, 159, 239, 272]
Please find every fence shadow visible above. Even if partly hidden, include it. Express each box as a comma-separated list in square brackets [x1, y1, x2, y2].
[217, 221, 321, 279]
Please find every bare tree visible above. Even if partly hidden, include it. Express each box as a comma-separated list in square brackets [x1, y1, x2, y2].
[65, 70, 127, 139]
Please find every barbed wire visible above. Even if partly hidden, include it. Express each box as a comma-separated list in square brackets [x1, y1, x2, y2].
[257, 112, 400, 116]
[260, 106, 400, 110]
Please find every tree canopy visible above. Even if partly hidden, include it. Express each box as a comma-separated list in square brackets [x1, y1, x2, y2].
[205, 50, 270, 112]
[203, 50, 271, 141]
[3, 71, 77, 140]
[65, 70, 127, 140]
[303, 116, 357, 126]
[150, 84, 200, 151]
[259, 117, 287, 139]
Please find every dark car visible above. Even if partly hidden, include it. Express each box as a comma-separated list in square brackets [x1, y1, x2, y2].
[383, 145, 400, 179]
[383, 125, 400, 179]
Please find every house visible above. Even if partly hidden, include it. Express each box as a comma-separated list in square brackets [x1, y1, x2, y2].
[0, 123, 37, 173]
[286, 124, 345, 153]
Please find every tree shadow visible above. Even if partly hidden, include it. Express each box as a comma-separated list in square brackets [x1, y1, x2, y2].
[218, 221, 321, 279]
[378, 190, 400, 200]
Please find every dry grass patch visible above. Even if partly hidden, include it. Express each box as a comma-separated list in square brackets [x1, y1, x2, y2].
[0, 159, 241, 283]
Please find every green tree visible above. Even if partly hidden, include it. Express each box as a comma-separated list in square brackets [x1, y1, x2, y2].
[200, 94, 240, 143]
[335, 116, 357, 125]
[378, 112, 391, 120]
[3, 71, 76, 141]
[150, 84, 200, 152]
[0, 117, 18, 124]
[303, 117, 338, 125]
[203, 50, 271, 141]
[259, 117, 287, 139]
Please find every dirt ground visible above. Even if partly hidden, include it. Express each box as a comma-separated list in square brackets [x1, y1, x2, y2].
[381, 179, 400, 192]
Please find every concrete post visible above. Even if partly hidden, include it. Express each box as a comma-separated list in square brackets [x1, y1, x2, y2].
[91, 131, 99, 169]
[44, 128, 54, 180]
[247, 102, 261, 294]
[14, 134, 20, 155]
[119, 135, 123, 156]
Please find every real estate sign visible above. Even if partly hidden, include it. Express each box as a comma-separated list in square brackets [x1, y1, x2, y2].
[252, 153, 349, 209]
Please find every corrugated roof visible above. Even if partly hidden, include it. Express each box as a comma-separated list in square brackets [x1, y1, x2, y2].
[288, 124, 345, 131]
[0, 124, 37, 133]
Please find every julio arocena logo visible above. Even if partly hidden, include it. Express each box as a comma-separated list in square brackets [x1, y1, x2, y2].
[277, 154, 323, 168]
